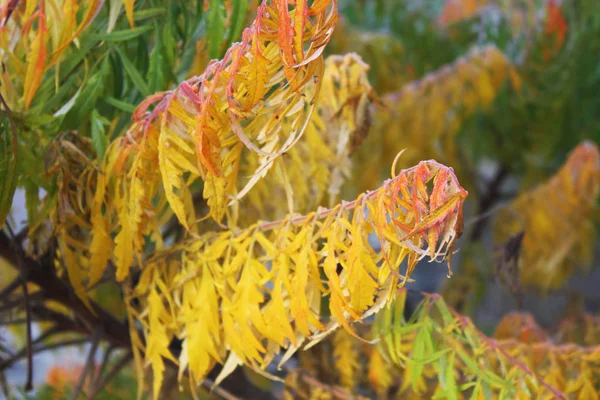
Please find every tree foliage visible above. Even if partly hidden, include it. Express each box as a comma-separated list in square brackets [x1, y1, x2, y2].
[0, 0, 599, 399]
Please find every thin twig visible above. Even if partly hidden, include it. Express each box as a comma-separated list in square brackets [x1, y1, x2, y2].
[94, 345, 115, 390]
[0, 318, 50, 326]
[0, 278, 20, 301]
[0, 292, 43, 314]
[3, 223, 33, 391]
[469, 165, 509, 241]
[21, 280, 33, 391]
[70, 329, 102, 400]
[0, 371, 9, 399]
[201, 378, 242, 400]
[87, 352, 132, 400]
[0, 338, 88, 371]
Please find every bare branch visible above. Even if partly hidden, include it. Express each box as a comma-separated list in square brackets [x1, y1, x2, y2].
[94, 345, 115, 389]
[87, 352, 132, 400]
[0, 337, 88, 371]
[21, 280, 33, 391]
[201, 378, 242, 400]
[0, 278, 20, 301]
[70, 330, 102, 400]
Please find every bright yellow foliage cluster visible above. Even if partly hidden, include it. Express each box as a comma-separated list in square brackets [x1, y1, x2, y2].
[495, 141, 600, 290]
[240, 53, 375, 224]
[11, 0, 475, 396]
[128, 159, 467, 393]
[89, 0, 339, 284]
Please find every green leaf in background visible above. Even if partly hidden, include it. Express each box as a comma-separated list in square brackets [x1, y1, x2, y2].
[114, 45, 151, 97]
[225, 0, 248, 50]
[207, 0, 225, 59]
[0, 109, 19, 229]
[148, 23, 167, 93]
[90, 25, 154, 42]
[104, 96, 137, 113]
[91, 110, 111, 160]
[62, 57, 110, 130]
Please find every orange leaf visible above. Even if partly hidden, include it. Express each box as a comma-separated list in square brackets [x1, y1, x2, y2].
[23, 5, 47, 109]
[124, 0, 135, 27]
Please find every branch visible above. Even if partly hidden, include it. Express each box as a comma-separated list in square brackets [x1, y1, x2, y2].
[0, 338, 89, 370]
[87, 352, 132, 400]
[94, 345, 115, 390]
[201, 378, 242, 400]
[70, 329, 102, 400]
[0, 278, 20, 301]
[470, 165, 509, 241]
[21, 280, 33, 391]
[0, 231, 131, 349]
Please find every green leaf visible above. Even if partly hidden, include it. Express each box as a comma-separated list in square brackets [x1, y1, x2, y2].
[53, 79, 85, 117]
[225, 0, 248, 49]
[411, 320, 429, 390]
[207, 0, 225, 59]
[104, 97, 137, 113]
[24, 179, 39, 228]
[148, 23, 166, 93]
[91, 110, 110, 161]
[114, 45, 151, 97]
[177, 18, 206, 81]
[445, 352, 458, 400]
[62, 57, 109, 130]
[455, 348, 508, 389]
[133, 8, 166, 21]
[90, 25, 154, 41]
[0, 111, 19, 228]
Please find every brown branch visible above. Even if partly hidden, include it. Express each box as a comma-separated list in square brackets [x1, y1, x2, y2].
[0, 278, 20, 301]
[470, 165, 509, 241]
[94, 345, 115, 390]
[21, 280, 33, 391]
[87, 352, 132, 400]
[70, 330, 102, 400]
[0, 231, 131, 349]
[201, 378, 243, 400]
[0, 371, 9, 399]
[0, 338, 89, 370]
[0, 318, 50, 326]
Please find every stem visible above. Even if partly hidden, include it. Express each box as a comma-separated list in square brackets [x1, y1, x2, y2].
[0, 231, 132, 349]
[70, 330, 102, 400]
[0, 278, 20, 301]
[0, 339, 89, 370]
[21, 281, 33, 391]
[87, 352, 132, 400]
[470, 166, 509, 241]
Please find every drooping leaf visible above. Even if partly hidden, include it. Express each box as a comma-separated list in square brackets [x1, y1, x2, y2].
[23, 7, 48, 109]
[130, 158, 467, 394]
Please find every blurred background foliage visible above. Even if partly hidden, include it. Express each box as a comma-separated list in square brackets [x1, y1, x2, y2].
[1, 0, 600, 398]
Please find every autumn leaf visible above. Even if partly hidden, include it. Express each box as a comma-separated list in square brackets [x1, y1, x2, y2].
[23, 4, 48, 109]
[130, 158, 467, 394]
